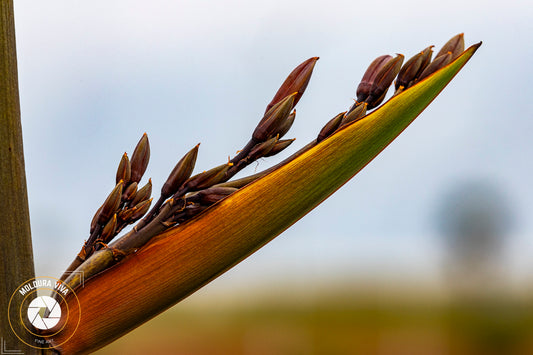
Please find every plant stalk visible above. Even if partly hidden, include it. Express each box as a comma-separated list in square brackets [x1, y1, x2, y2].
[0, 1, 40, 353]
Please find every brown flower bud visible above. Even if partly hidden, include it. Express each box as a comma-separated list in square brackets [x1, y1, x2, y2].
[130, 133, 150, 183]
[129, 198, 153, 221]
[252, 93, 296, 142]
[276, 109, 296, 139]
[250, 136, 279, 159]
[357, 55, 392, 103]
[264, 139, 295, 157]
[90, 205, 102, 234]
[116, 153, 131, 185]
[435, 33, 464, 61]
[161, 144, 199, 198]
[185, 163, 231, 191]
[365, 54, 404, 109]
[341, 102, 367, 127]
[397, 46, 434, 90]
[265, 57, 319, 114]
[101, 214, 118, 242]
[395, 50, 427, 90]
[418, 46, 434, 76]
[253, 93, 296, 142]
[97, 181, 124, 225]
[368, 90, 388, 109]
[122, 182, 138, 202]
[317, 112, 345, 143]
[175, 204, 209, 224]
[417, 52, 452, 81]
[131, 179, 152, 206]
[118, 208, 134, 223]
[192, 187, 239, 205]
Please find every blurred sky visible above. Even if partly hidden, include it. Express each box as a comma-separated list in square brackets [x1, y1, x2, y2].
[12, 0, 533, 297]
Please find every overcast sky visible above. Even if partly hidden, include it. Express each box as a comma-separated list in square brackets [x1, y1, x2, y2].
[13, 0, 533, 296]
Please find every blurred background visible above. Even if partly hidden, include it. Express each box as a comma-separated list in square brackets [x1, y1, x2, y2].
[13, 0, 533, 354]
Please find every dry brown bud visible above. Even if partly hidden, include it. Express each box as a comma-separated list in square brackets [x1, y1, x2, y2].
[418, 52, 452, 81]
[365, 54, 404, 109]
[370, 90, 388, 109]
[130, 133, 150, 183]
[174, 204, 209, 223]
[185, 163, 231, 191]
[192, 187, 239, 205]
[317, 112, 345, 143]
[97, 181, 124, 225]
[253, 93, 296, 142]
[101, 214, 117, 242]
[90, 205, 102, 234]
[118, 208, 134, 222]
[418, 46, 434, 75]
[122, 182, 138, 202]
[116, 153, 131, 185]
[357, 55, 392, 103]
[130, 198, 153, 221]
[250, 136, 279, 159]
[161, 144, 199, 198]
[265, 57, 319, 113]
[397, 46, 434, 90]
[264, 139, 295, 157]
[341, 102, 367, 127]
[131, 179, 152, 206]
[395, 51, 425, 90]
[435, 33, 464, 61]
[276, 109, 296, 139]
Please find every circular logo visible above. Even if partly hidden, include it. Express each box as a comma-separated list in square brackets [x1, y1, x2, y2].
[27, 296, 62, 330]
[7, 276, 81, 349]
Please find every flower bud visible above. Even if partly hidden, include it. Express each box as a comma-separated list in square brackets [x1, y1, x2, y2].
[185, 163, 231, 191]
[90, 205, 102, 234]
[253, 93, 296, 142]
[418, 46, 434, 75]
[118, 208, 134, 223]
[317, 112, 345, 143]
[356, 55, 392, 103]
[265, 57, 318, 114]
[365, 54, 404, 109]
[116, 153, 131, 185]
[122, 182, 138, 202]
[161, 144, 199, 198]
[418, 52, 452, 81]
[341, 102, 367, 127]
[129, 198, 153, 221]
[250, 136, 279, 159]
[193, 187, 239, 205]
[396, 48, 430, 90]
[435, 33, 464, 61]
[264, 139, 295, 157]
[131, 179, 152, 206]
[130, 133, 150, 183]
[175, 204, 209, 224]
[101, 214, 118, 242]
[97, 181, 124, 225]
[276, 110, 296, 139]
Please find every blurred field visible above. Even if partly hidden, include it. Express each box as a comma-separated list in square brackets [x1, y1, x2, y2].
[95, 287, 533, 355]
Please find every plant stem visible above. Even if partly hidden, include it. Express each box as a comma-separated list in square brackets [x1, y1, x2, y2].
[0, 1, 40, 353]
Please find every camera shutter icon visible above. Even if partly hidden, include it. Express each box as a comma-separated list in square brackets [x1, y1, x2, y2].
[27, 296, 61, 330]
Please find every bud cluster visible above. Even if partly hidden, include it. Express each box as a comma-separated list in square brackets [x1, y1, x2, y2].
[63, 34, 469, 279]
[315, 33, 466, 144]
[396, 33, 465, 92]
[84, 134, 154, 258]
